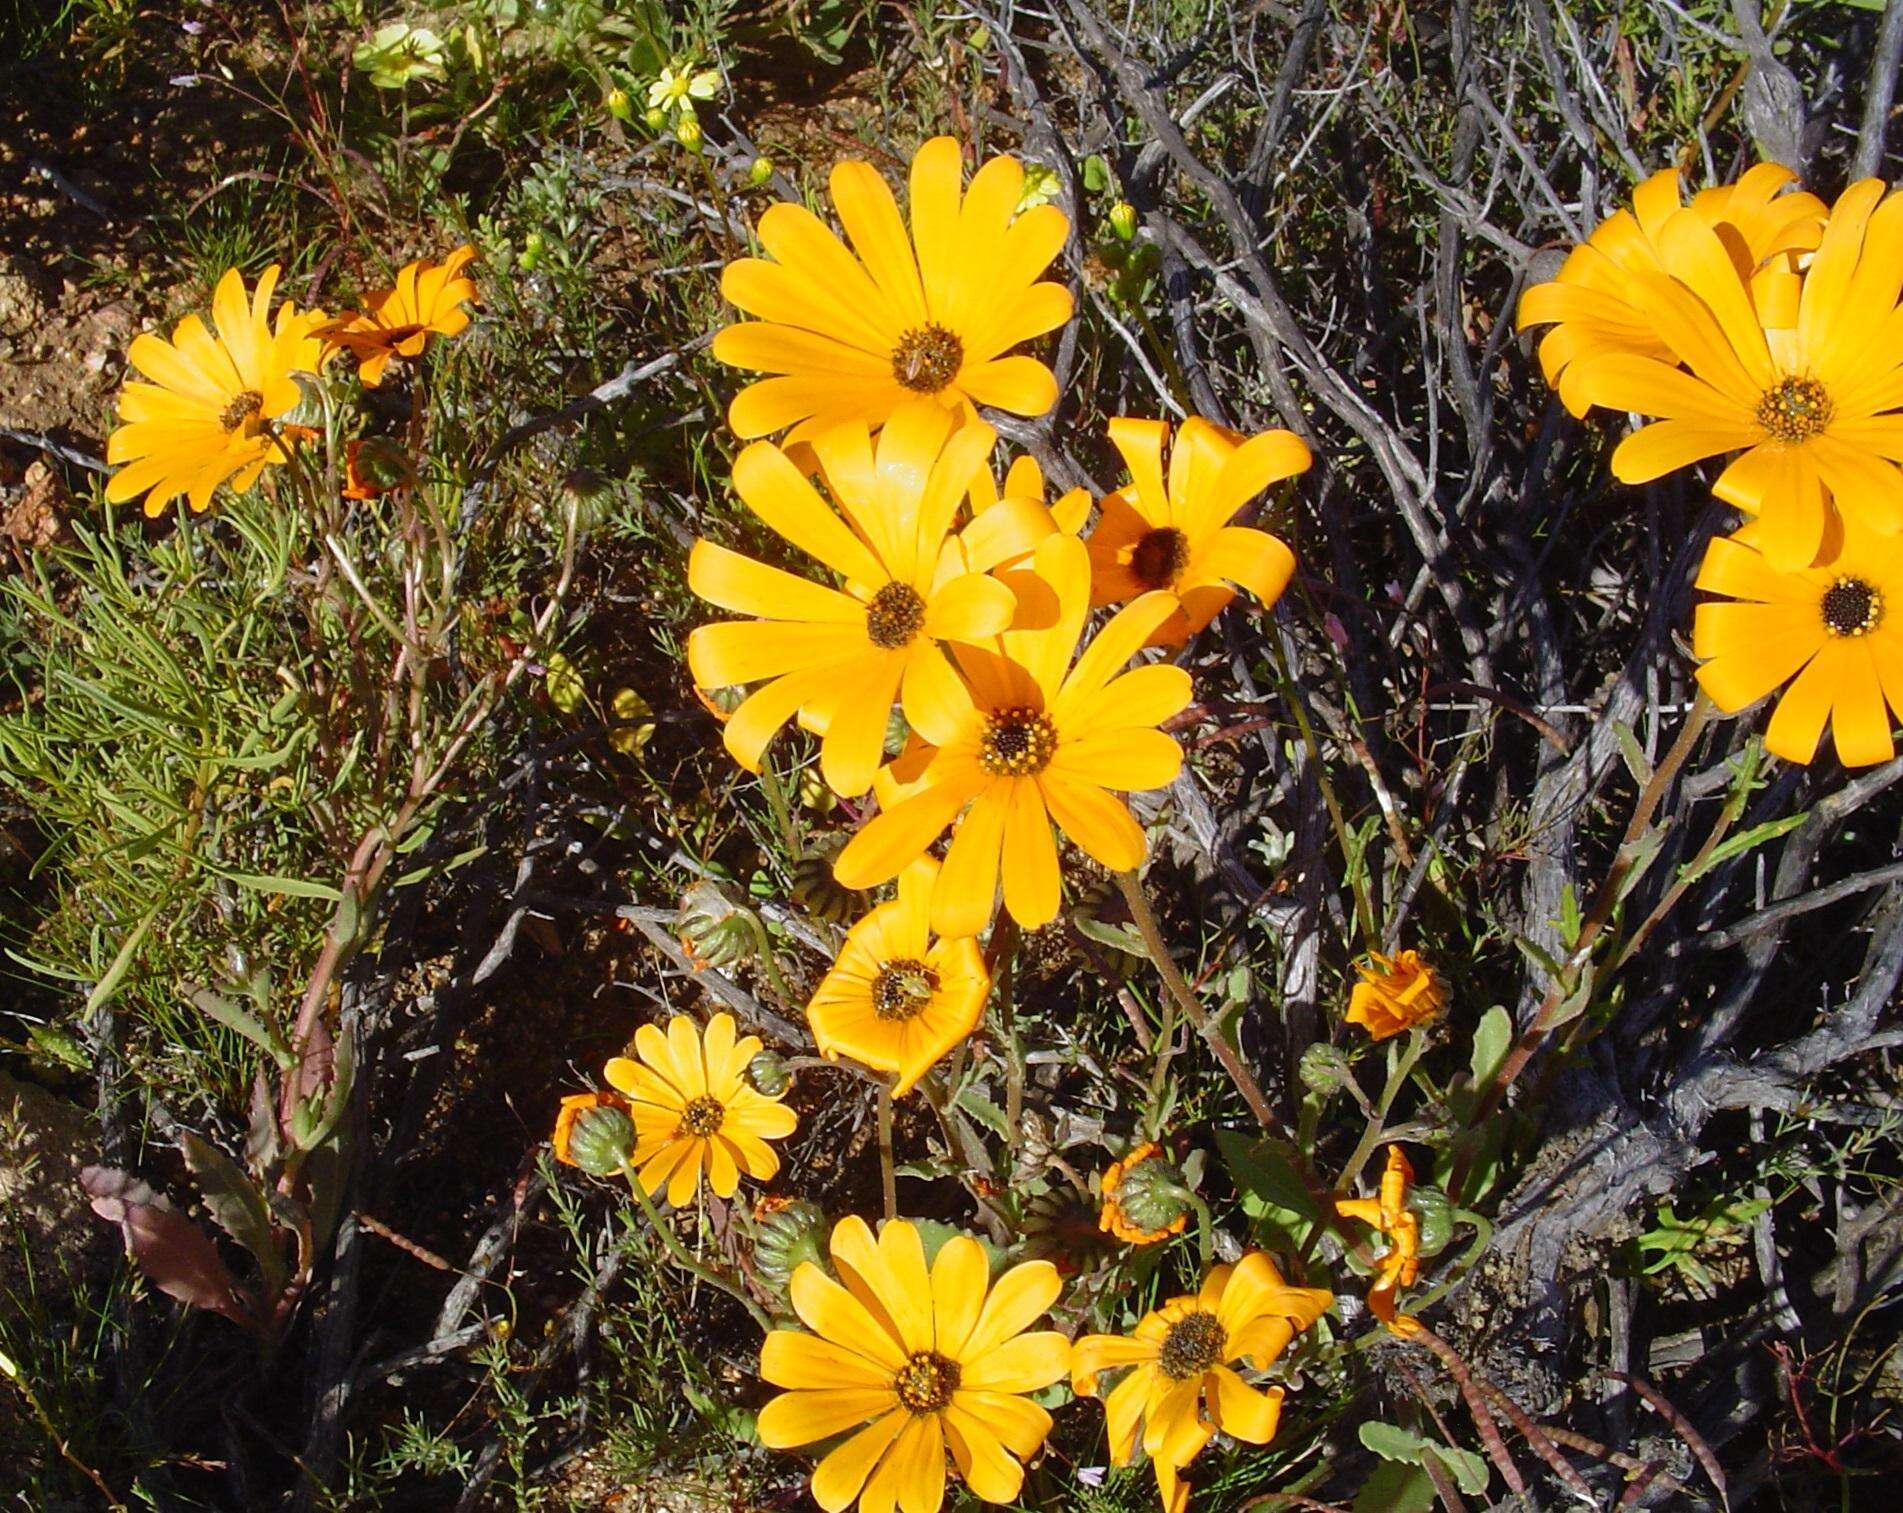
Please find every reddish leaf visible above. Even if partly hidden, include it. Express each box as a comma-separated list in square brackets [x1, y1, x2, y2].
[80, 1165, 256, 1330]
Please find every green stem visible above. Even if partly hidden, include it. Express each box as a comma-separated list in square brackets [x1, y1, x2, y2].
[1336, 1029, 1427, 1193]
[620, 1161, 772, 1333]
[1184, 1191, 1215, 1274]
[1115, 870, 1282, 1133]
[876, 1079, 898, 1222]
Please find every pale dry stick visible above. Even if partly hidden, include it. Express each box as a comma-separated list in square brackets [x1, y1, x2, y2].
[1852, 0, 1903, 177]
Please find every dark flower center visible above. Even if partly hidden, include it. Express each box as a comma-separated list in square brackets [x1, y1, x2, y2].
[1821, 575, 1884, 638]
[894, 1350, 961, 1413]
[865, 582, 928, 649]
[1755, 376, 1833, 444]
[871, 959, 939, 1021]
[679, 1095, 726, 1137]
[891, 324, 965, 393]
[979, 707, 1059, 777]
[1130, 527, 1190, 589]
[1158, 1309, 1226, 1380]
[220, 390, 266, 433]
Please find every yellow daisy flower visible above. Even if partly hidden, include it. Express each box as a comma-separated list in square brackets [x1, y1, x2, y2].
[1693, 515, 1903, 766]
[105, 265, 321, 517]
[1560, 179, 1903, 570]
[1517, 163, 1826, 410]
[1345, 949, 1445, 1041]
[713, 136, 1073, 443]
[1085, 417, 1310, 647]
[324, 244, 478, 388]
[687, 402, 1038, 798]
[758, 1216, 1070, 1513]
[833, 533, 1193, 938]
[1071, 1254, 1332, 1513]
[1336, 1145, 1424, 1337]
[603, 1011, 797, 1206]
[806, 857, 990, 1096]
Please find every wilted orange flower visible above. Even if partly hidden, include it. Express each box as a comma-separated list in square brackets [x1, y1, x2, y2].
[1336, 1145, 1423, 1336]
[1098, 1142, 1189, 1245]
[1345, 949, 1445, 1040]
[551, 1090, 631, 1167]
[325, 245, 478, 387]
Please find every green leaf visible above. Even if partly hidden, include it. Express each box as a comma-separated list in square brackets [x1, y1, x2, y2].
[1360, 1420, 1432, 1462]
[1352, 1460, 1436, 1513]
[1612, 720, 1652, 786]
[1468, 1005, 1512, 1089]
[1423, 1444, 1491, 1496]
[1215, 1129, 1319, 1248]
[206, 866, 343, 903]
[1679, 812, 1808, 884]
[177, 1131, 286, 1297]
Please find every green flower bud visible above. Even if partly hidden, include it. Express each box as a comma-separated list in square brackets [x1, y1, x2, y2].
[643, 106, 667, 130]
[1108, 1146, 1194, 1237]
[675, 116, 703, 152]
[566, 1102, 636, 1176]
[1298, 1041, 1352, 1095]
[749, 156, 774, 186]
[791, 852, 861, 925]
[677, 881, 758, 970]
[1109, 201, 1138, 242]
[747, 1048, 791, 1098]
[517, 230, 545, 271]
[606, 86, 633, 122]
[752, 1197, 827, 1290]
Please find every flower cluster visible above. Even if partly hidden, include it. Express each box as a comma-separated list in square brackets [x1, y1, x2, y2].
[105, 247, 478, 517]
[1521, 166, 1903, 766]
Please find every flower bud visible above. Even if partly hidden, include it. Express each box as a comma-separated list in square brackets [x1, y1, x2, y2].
[1100, 1142, 1194, 1244]
[1298, 1041, 1352, 1095]
[1109, 201, 1138, 242]
[747, 1047, 791, 1098]
[675, 116, 703, 153]
[791, 852, 861, 925]
[643, 106, 666, 130]
[677, 880, 758, 970]
[752, 1197, 828, 1290]
[554, 1093, 635, 1175]
[517, 230, 545, 271]
[606, 86, 633, 122]
[748, 156, 774, 186]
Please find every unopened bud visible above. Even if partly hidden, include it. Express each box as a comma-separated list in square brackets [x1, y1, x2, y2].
[606, 87, 633, 122]
[1298, 1041, 1352, 1095]
[643, 106, 666, 130]
[792, 852, 861, 925]
[748, 156, 774, 186]
[1109, 1147, 1194, 1236]
[752, 1197, 828, 1290]
[558, 1097, 635, 1176]
[675, 116, 703, 152]
[747, 1048, 791, 1098]
[677, 881, 758, 970]
[1109, 201, 1138, 242]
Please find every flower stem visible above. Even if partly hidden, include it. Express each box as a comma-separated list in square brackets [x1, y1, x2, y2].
[876, 1079, 898, 1222]
[1335, 1029, 1427, 1192]
[1115, 870, 1283, 1133]
[620, 1162, 772, 1333]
